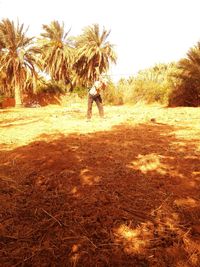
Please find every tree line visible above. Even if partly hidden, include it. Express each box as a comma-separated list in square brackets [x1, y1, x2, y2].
[108, 42, 200, 107]
[0, 18, 200, 107]
[0, 19, 117, 107]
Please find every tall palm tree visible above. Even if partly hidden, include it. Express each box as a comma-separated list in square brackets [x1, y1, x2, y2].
[37, 20, 73, 88]
[73, 24, 117, 86]
[0, 19, 38, 107]
[178, 43, 200, 82]
[175, 42, 200, 106]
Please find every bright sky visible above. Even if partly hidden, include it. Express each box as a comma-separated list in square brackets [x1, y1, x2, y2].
[0, 0, 200, 81]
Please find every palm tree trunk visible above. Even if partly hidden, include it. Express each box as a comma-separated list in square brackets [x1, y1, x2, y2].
[14, 84, 23, 107]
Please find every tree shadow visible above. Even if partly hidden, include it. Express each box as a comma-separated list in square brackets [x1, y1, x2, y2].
[0, 122, 200, 266]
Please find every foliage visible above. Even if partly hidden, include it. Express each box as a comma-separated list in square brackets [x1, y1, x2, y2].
[0, 19, 38, 106]
[168, 42, 200, 107]
[73, 24, 117, 86]
[132, 63, 178, 105]
[0, 68, 13, 97]
[0, 20, 117, 106]
[72, 86, 88, 98]
[1, 18, 199, 108]
[108, 63, 178, 105]
[36, 80, 67, 94]
[101, 78, 123, 105]
[103, 78, 125, 105]
[36, 21, 74, 87]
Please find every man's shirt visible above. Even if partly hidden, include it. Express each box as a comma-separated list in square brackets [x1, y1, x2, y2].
[89, 81, 101, 96]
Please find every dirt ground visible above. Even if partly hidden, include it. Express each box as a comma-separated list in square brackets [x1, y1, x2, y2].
[0, 101, 200, 267]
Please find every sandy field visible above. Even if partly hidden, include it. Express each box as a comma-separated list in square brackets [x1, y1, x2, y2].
[0, 102, 200, 266]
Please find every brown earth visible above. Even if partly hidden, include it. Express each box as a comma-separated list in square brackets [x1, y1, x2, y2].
[0, 102, 200, 266]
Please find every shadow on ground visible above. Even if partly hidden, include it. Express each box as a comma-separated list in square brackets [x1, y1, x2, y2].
[0, 122, 200, 266]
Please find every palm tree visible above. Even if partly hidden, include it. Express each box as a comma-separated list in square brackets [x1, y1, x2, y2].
[37, 20, 73, 89]
[174, 42, 200, 106]
[178, 43, 200, 82]
[73, 24, 117, 86]
[0, 19, 38, 107]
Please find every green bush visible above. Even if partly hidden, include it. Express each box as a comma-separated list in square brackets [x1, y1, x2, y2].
[112, 63, 178, 106]
[72, 86, 87, 98]
[131, 80, 170, 104]
[103, 81, 124, 105]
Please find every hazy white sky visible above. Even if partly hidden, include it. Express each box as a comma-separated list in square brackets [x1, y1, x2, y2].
[0, 0, 200, 80]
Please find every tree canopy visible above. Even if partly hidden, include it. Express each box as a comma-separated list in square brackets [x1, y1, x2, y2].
[0, 19, 38, 106]
[73, 24, 117, 86]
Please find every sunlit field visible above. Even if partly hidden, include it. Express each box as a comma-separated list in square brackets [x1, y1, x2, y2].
[1, 102, 200, 148]
[1, 102, 200, 266]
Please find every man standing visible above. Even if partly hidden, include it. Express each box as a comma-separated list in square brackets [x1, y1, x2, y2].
[87, 77, 107, 120]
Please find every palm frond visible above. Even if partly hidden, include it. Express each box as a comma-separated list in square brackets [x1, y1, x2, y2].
[0, 18, 39, 101]
[73, 23, 117, 84]
[37, 20, 73, 84]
